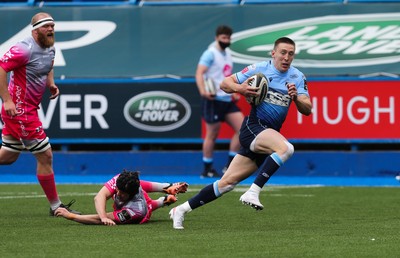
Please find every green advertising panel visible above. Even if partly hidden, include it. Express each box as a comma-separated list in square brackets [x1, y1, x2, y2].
[0, 3, 399, 78]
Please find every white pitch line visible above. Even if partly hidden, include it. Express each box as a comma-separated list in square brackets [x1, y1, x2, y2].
[0, 192, 97, 200]
[0, 187, 317, 200]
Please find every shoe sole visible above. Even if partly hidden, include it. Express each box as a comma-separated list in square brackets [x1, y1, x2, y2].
[240, 199, 264, 211]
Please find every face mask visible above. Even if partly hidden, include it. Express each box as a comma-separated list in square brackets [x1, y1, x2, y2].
[218, 41, 231, 50]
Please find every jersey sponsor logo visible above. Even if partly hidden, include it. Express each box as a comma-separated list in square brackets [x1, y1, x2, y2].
[18, 121, 29, 137]
[124, 91, 191, 132]
[14, 85, 25, 116]
[117, 209, 133, 222]
[230, 13, 400, 68]
[266, 90, 291, 107]
[0, 48, 14, 63]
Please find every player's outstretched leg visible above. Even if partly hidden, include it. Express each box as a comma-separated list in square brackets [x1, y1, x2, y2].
[169, 206, 186, 230]
[169, 181, 227, 229]
[239, 185, 264, 211]
[240, 152, 287, 211]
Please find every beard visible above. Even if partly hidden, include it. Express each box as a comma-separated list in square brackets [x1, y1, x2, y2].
[37, 32, 55, 48]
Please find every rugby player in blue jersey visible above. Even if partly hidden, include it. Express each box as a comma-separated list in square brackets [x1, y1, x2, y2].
[170, 37, 312, 229]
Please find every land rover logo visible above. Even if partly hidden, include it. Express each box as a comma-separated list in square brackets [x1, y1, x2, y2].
[124, 91, 191, 132]
[230, 13, 400, 68]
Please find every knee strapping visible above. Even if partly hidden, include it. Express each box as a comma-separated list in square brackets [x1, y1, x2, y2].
[1, 137, 24, 153]
[25, 137, 51, 154]
[280, 141, 294, 163]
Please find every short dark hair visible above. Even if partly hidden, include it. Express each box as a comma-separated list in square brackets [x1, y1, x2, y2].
[116, 170, 140, 197]
[216, 25, 233, 36]
[274, 37, 295, 49]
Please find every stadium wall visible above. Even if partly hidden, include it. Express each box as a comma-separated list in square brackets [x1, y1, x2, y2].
[0, 3, 399, 78]
[2, 150, 399, 180]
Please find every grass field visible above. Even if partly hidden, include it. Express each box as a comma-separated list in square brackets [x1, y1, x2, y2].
[0, 184, 399, 258]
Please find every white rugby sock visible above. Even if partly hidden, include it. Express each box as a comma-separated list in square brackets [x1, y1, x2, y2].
[179, 201, 192, 213]
[248, 184, 262, 194]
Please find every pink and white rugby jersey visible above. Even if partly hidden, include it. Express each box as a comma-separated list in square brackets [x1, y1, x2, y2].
[0, 36, 55, 120]
[105, 174, 149, 224]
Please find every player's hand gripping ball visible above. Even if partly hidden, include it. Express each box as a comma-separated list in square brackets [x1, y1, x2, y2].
[246, 73, 269, 106]
[204, 78, 217, 96]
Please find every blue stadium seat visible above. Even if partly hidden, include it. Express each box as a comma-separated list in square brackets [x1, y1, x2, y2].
[138, 0, 239, 5]
[30, 0, 137, 6]
[346, 0, 400, 2]
[240, 0, 343, 3]
[2, 0, 399, 6]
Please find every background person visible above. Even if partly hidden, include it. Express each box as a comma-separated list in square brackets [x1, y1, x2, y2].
[195, 25, 244, 178]
[0, 12, 79, 215]
[56, 170, 188, 225]
[170, 37, 312, 229]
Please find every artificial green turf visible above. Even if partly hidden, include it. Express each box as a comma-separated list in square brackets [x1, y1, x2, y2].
[0, 184, 398, 258]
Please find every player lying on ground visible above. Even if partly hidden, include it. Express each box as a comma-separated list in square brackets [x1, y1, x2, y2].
[55, 170, 188, 225]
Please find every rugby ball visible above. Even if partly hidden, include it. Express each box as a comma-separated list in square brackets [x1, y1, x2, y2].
[247, 73, 268, 105]
[204, 77, 217, 96]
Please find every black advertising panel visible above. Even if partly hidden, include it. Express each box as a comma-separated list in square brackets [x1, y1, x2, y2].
[38, 81, 201, 140]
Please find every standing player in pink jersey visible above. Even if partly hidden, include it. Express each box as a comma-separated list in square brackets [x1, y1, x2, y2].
[0, 12, 79, 215]
[55, 170, 189, 225]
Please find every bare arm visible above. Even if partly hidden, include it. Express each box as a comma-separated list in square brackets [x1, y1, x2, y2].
[0, 67, 16, 116]
[46, 69, 59, 99]
[195, 64, 215, 100]
[220, 75, 259, 99]
[94, 186, 116, 225]
[286, 83, 312, 116]
[293, 95, 312, 116]
[55, 207, 116, 225]
[55, 186, 117, 226]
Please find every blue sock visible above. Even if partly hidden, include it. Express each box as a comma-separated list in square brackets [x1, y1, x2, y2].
[253, 153, 282, 188]
[203, 157, 213, 171]
[188, 182, 220, 210]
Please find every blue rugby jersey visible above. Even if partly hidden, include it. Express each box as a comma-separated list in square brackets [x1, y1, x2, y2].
[235, 60, 309, 131]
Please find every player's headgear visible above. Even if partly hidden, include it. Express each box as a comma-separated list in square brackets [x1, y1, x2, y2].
[116, 170, 140, 198]
[31, 17, 55, 30]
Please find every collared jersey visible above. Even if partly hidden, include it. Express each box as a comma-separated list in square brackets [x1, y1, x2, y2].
[0, 36, 55, 121]
[235, 60, 309, 131]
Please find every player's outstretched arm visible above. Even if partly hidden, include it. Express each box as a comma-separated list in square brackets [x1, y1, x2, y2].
[55, 207, 116, 226]
[94, 186, 113, 223]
